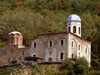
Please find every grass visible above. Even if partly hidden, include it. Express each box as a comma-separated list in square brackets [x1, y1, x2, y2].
[0, 65, 60, 75]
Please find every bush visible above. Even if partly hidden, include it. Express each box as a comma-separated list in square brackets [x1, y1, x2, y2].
[73, 57, 89, 75]
[59, 58, 73, 70]
[88, 70, 100, 75]
[45, 68, 57, 75]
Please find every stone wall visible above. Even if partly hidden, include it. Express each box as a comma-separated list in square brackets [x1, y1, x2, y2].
[68, 33, 91, 63]
[30, 32, 68, 62]
[0, 45, 29, 66]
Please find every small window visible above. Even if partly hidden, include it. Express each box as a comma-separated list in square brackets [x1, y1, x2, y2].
[73, 26, 76, 33]
[50, 41, 52, 47]
[72, 41, 73, 47]
[34, 42, 36, 48]
[85, 48, 87, 53]
[79, 27, 80, 34]
[72, 53, 73, 59]
[61, 40, 63, 46]
[60, 53, 64, 59]
[68, 27, 70, 32]
[33, 55, 36, 57]
[79, 45, 80, 50]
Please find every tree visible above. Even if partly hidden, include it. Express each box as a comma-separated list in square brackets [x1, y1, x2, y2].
[59, 58, 73, 70]
[73, 57, 89, 75]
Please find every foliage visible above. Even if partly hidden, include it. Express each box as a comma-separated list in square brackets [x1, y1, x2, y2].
[45, 68, 57, 75]
[59, 58, 73, 70]
[73, 57, 89, 75]
[58, 57, 89, 75]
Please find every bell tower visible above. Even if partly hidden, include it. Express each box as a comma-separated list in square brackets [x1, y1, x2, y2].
[67, 14, 81, 37]
[8, 31, 25, 48]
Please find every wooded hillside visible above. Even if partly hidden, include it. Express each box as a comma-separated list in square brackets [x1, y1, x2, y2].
[0, 0, 100, 70]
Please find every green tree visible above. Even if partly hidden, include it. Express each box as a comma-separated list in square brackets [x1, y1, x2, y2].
[73, 57, 89, 75]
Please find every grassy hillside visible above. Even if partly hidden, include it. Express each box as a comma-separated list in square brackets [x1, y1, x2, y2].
[0, 0, 100, 71]
[0, 65, 59, 75]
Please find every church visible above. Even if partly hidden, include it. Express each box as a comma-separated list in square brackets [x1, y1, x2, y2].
[0, 14, 91, 66]
[30, 14, 91, 63]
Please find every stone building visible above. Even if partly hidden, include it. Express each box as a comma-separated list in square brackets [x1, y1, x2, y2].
[0, 31, 29, 66]
[30, 14, 91, 63]
[0, 14, 91, 66]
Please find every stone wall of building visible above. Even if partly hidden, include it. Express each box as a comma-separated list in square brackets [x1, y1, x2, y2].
[30, 32, 91, 63]
[68, 33, 91, 63]
[30, 32, 68, 62]
[0, 45, 29, 66]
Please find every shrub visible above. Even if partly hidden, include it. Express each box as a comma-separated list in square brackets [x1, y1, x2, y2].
[59, 58, 73, 70]
[73, 57, 89, 75]
[45, 68, 57, 75]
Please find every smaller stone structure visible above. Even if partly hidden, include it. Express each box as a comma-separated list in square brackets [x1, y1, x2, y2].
[0, 31, 29, 66]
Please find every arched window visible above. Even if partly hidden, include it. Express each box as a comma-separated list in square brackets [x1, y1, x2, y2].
[72, 41, 73, 47]
[68, 27, 70, 32]
[50, 41, 52, 47]
[79, 27, 80, 34]
[73, 26, 76, 33]
[33, 55, 36, 57]
[60, 53, 64, 59]
[34, 42, 36, 48]
[72, 53, 73, 59]
[85, 48, 87, 53]
[61, 40, 63, 46]
[78, 45, 80, 50]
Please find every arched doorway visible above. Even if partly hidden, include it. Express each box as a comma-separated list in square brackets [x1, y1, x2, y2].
[48, 57, 52, 62]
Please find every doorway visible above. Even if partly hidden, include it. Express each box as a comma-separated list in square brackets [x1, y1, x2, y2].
[48, 57, 52, 62]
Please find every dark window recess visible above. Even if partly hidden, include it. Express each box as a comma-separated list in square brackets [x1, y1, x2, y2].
[68, 27, 70, 32]
[50, 41, 52, 47]
[85, 48, 87, 53]
[79, 27, 80, 34]
[60, 53, 63, 59]
[34, 42, 36, 48]
[11, 61, 17, 64]
[72, 41, 73, 47]
[72, 53, 73, 59]
[73, 26, 76, 33]
[79, 45, 80, 50]
[33, 55, 36, 57]
[61, 40, 63, 46]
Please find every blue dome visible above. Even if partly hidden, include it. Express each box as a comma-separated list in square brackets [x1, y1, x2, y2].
[67, 14, 81, 22]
